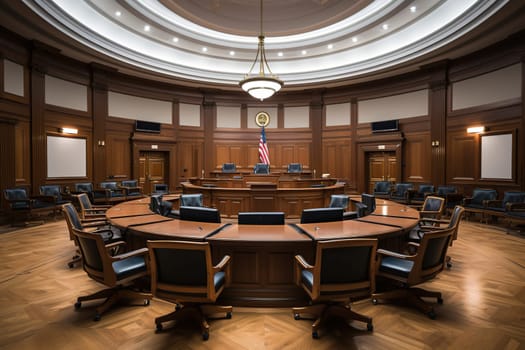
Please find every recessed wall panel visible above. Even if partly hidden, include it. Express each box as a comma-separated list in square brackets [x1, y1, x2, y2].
[108, 91, 171, 123]
[284, 106, 309, 128]
[358, 89, 428, 123]
[3, 59, 24, 97]
[217, 106, 241, 128]
[326, 103, 351, 126]
[45, 75, 88, 111]
[179, 103, 201, 127]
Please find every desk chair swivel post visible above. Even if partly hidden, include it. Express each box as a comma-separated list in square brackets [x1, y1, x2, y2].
[292, 239, 378, 338]
[147, 240, 232, 340]
[372, 226, 454, 319]
[71, 227, 151, 321]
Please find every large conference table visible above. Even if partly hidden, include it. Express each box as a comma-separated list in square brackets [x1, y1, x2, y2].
[106, 196, 420, 307]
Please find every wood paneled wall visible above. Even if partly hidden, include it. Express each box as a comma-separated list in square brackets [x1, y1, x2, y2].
[1, 28, 524, 221]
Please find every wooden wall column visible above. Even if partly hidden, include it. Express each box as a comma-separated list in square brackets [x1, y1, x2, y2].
[91, 65, 111, 185]
[310, 99, 323, 176]
[203, 100, 216, 176]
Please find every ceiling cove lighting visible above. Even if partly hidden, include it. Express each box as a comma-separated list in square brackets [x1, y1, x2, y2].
[239, 0, 283, 101]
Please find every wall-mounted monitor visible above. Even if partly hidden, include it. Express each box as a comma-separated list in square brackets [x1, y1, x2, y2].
[135, 120, 161, 133]
[371, 120, 399, 133]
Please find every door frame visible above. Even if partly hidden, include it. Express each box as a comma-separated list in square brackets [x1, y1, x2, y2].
[131, 133, 177, 193]
[356, 133, 404, 194]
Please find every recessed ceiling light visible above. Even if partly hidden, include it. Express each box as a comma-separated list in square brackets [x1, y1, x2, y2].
[327, 44, 333, 49]
[144, 25, 150, 32]
[115, 11, 121, 17]
[410, 6, 417, 13]
[229, 51, 235, 56]
[277, 52, 283, 57]
[172, 37, 179, 43]
[352, 37, 358, 43]
[382, 23, 389, 30]
[202, 47, 208, 52]
[301, 50, 307, 55]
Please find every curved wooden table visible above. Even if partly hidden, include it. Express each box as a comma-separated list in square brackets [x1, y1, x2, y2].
[106, 197, 419, 307]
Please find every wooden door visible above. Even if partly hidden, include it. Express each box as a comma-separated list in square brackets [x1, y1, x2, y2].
[368, 151, 397, 193]
[139, 151, 168, 194]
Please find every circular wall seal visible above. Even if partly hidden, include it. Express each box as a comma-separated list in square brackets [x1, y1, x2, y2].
[255, 111, 270, 127]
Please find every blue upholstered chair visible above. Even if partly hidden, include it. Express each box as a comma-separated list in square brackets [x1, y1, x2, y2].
[254, 163, 270, 174]
[72, 227, 151, 321]
[436, 185, 464, 216]
[328, 194, 364, 220]
[120, 180, 143, 200]
[3, 188, 57, 224]
[95, 181, 126, 204]
[373, 181, 391, 198]
[407, 184, 435, 205]
[147, 240, 232, 340]
[390, 183, 414, 203]
[287, 163, 302, 173]
[222, 163, 237, 173]
[300, 207, 344, 223]
[361, 193, 376, 215]
[39, 185, 71, 206]
[179, 206, 221, 223]
[462, 188, 497, 222]
[292, 238, 377, 338]
[484, 191, 525, 222]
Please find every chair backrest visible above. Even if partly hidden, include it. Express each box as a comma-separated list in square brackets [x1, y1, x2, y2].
[74, 182, 93, 193]
[4, 188, 30, 209]
[328, 194, 349, 209]
[152, 183, 169, 194]
[180, 193, 204, 207]
[254, 163, 270, 174]
[392, 183, 414, 196]
[501, 191, 525, 208]
[121, 180, 138, 187]
[418, 184, 435, 195]
[179, 206, 221, 223]
[150, 194, 172, 216]
[222, 163, 237, 173]
[437, 185, 457, 196]
[302, 238, 378, 302]
[300, 207, 344, 223]
[77, 193, 94, 211]
[39, 185, 62, 200]
[447, 205, 465, 242]
[62, 202, 83, 231]
[99, 181, 119, 190]
[361, 193, 376, 214]
[470, 188, 497, 205]
[287, 163, 302, 173]
[421, 196, 445, 213]
[373, 181, 391, 194]
[148, 240, 225, 303]
[238, 212, 285, 225]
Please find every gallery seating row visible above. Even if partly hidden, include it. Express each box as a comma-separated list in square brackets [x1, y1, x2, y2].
[72, 180, 144, 204]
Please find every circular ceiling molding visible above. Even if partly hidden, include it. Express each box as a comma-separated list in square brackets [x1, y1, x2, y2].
[8, 0, 525, 90]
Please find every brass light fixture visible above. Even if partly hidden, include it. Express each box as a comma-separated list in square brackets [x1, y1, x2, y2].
[239, 0, 283, 101]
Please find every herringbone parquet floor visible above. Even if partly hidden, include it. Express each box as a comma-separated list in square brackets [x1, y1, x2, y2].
[0, 219, 524, 350]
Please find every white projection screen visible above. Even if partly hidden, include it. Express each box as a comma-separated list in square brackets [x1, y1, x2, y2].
[481, 133, 513, 180]
[47, 136, 87, 178]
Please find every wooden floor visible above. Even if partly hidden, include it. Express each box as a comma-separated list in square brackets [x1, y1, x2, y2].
[0, 218, 524, 350]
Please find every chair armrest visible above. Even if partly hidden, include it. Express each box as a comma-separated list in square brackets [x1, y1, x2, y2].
[377, 248, 416, 260]
[294, 255, 314, 270]
[81, 219, 109, 228]
[213, 255, 231, 272]
[485, 200, 503, 208]
[110, 247, 149, 261]
[506, 202, 525, 211]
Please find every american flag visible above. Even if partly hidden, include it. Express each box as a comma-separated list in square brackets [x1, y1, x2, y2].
[258, 127, 270, 165]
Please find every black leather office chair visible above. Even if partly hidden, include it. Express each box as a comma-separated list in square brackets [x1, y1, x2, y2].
[390, 183, 414, 203]
[72, 227, 151, 321]
[253, 163, 270, 174]
[39, 184, 71, 206]
[3, 188, 57, 224]
[292, 238, 378, 338]
[372, 226, 455, 319]
[77, 193, 111, 220]
[361, 193, 376, 215]
[238, 212, 285, 225]
[328, 194, 363, 220]
[150, 194, 173, 217]
[300, 207, 344, 223]
[407, 184, 435, 205]
[147, 240, 232, 340]
[463, 188, 497, 222]
[373, 181, 391, 198]
[120, 180, 143, 200]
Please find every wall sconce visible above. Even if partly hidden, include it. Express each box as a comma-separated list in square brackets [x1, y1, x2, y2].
[97, 140, 105, 147]
[431, 140, 440, 147]
[467, 126, 486, 134]
[59, 127, 78, 134]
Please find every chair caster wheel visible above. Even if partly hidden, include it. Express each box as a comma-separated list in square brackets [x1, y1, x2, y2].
[226, 312, 232, 319]
[68, 263, 74, 268]
[427, 311, 436, 320]
[367, 323, 374, 331]
[202, 332, 209, 341]
[312, 331, 319, 339]
[294, 313, 300, 320]
[372, 298, 378, 305]
[93, 313, 101, 322]
[74, 301, 81, 309]
[144, 299, 150, 306]
[156, 323, 163, 332]
[437, 297, 443, 304]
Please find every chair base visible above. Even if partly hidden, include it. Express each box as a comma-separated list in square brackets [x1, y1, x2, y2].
[292, 302, 373, 339]
[75, 286, 152, 321]
[155, 303, 233, 340]
[372, 287, 443, 319]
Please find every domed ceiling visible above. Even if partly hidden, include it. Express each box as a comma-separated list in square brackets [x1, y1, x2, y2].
[2, 0, 525, 91]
